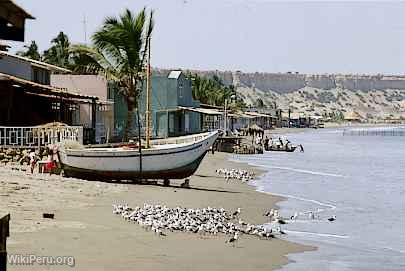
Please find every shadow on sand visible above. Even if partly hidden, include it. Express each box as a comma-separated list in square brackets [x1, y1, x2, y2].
[98, 179, 241, 194]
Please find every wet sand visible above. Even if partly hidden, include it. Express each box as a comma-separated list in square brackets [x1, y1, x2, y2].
[2, 152, 312, 271]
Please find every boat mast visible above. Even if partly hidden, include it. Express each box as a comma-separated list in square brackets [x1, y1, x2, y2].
[145, 37, 152, 148]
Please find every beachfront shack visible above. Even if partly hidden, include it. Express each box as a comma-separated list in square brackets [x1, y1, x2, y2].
[344, 111, 363, 123]
[115, 70, 206, 139]
[199, 103, 223, 131]
[228, 110, 274, 132]
[0, 51, 98, 146]
[51, 75, 114, 143]
[281, 111, 310, 128]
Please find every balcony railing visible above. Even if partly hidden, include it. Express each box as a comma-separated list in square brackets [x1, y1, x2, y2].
[0, 126, 83, 148]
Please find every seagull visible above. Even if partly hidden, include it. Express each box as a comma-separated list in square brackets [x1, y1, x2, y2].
[264, 209, 274, 217]
[328, 215, 336, 222]
[232, 208, 241, 218]
[309, 211, 315, 220]
[226, 232, 239, 247]
[276, 226, 286, 235]
[155, 228, 167, 236]
[238, 219, 247, 226]
[290, 212, 298, 220]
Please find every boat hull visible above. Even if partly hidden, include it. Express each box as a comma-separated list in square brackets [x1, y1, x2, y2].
[265, 146, 297, 152]
[58, 131, 218, 181]
[61, 151, 207, 180]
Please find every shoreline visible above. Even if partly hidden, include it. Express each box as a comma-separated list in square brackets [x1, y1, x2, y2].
[3, 152, 313, 271]
[266, 122, 404, 136]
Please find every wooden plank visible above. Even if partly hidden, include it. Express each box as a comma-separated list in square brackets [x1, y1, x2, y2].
[0, 213, 10, 271]
[0, 213, 10, 250]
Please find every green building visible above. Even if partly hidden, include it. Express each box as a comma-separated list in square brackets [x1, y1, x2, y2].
[114, 70, 203, 139]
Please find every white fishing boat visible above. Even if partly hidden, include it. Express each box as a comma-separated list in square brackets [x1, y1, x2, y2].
[58, 131, 218, 180]
[58, 36, 219, 181]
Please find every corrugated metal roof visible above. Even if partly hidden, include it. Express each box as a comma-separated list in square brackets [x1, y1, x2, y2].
[281, 112, 306, 119]
[245, 111, 272, 118]
[178, 106, 223, 115]
[0, 72, 97, 100]
[168, 70, 182, 79]
[0, 51, 71, 73]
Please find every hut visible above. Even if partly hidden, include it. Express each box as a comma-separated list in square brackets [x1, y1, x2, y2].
[344, 111, 363, 123]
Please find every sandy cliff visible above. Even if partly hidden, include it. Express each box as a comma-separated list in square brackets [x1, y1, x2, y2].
[182, 70, 405, 120]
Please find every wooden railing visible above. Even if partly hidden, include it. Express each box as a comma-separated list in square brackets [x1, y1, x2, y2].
[152, 131, 212, 146]
[0, 126, 83, 148]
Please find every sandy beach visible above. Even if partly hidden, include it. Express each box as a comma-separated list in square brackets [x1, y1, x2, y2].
[1, 152, 312, 271]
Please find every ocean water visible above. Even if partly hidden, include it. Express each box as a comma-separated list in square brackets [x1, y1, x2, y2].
[234, 128, 405, 271]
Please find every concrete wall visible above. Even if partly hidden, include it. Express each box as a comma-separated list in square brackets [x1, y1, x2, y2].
[51, 75, 109, 100]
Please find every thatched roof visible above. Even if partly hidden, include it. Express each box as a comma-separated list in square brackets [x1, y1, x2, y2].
[344, 111, 362, 121]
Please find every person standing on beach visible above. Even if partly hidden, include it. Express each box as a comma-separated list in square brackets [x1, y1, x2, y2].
[46, 145, 59, 175]
[264, 136, 269, 150]
[29, 149, 37, 174]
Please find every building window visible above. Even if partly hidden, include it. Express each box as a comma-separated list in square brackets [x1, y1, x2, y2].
[51, 102, 60, 110]
[179, 83, 183, 98]
[32, 67, 50, 85]
[107, 82, 115, 101]
[68, 104, 79, 111]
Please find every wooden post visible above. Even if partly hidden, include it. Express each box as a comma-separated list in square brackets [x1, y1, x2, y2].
[0, 214, 10, 271]
[91, 99, 97, 144]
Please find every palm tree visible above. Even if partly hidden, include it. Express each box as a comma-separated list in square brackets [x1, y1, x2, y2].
[255, 98, 265, 108]
[71, 8, 154, 141]
[43, 32, 71, 68]
[17, 41, 41, 60]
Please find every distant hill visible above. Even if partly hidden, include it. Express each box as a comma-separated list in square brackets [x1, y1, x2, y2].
[156, 69, 405, 120]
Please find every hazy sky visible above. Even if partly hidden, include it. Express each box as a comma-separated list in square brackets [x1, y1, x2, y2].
[9, 0, 405, 74]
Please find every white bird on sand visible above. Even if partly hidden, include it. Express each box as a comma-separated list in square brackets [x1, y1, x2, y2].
[112, 203, 280, 241]
[328, 215, 336, 222]
[309, 211, 315, 220]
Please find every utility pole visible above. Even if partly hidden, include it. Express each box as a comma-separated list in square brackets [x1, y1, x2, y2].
[145, 37, 151, 148]
[224, 99, 227, 136]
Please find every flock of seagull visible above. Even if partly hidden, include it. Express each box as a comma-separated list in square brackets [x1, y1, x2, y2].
[110, 166, 337, 246]
[112, 203, 289, 244]
[215, 168, 255, 182]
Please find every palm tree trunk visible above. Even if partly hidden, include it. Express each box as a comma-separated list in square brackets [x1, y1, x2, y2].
[123, 99, 135, 142]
